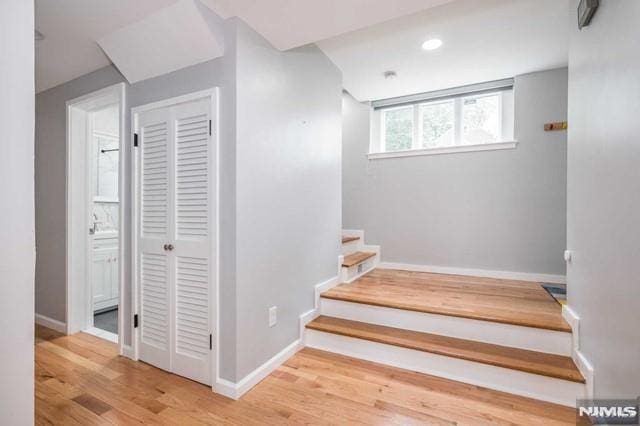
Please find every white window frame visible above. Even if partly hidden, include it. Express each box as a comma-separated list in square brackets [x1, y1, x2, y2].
[370, 80, 517, 160]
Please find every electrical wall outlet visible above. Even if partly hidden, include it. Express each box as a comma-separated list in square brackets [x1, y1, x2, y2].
[268, 306, 277, 327]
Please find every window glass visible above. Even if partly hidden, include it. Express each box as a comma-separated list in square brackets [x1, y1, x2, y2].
[383, 106, 413, 151]
[462, 94, 500, 145]
[420, 100, 454, 148]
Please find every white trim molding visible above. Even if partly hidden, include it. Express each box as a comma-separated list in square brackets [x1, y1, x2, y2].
[84, 327, 118, 344]
[214, 273, 340, 400]
[121, 345, 135, 359]
[562, 304, 594, 398]
[214, 339, 300, 400]
[35, 314, 67, 334]
[378, 262, 566, 284]
[368, 141, 518, 160]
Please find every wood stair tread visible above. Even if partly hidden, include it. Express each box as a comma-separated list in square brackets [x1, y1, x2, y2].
[342, 251, 376, 268]
[322, 269, 572, 333]
[306, 316, 585, 383]
[341, 236, 360, 244]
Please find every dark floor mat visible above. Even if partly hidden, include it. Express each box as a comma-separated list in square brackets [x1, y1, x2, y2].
[94, 308, 118, 334]
[542, 284, 567, 306]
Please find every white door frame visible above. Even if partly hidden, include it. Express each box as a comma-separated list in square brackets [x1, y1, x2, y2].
[65, 83, 126, 356]
[131, 88, 219, 388]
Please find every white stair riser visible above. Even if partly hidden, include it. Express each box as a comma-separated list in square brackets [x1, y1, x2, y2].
[341, 239, 361, 256]
[341, 256, 377, 283]
[305, 329, 584, 407]
[320, 298, 572, 356]
[341, 244, 381, 283]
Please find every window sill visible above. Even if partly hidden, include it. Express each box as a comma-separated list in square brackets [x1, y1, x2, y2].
[367, 141, 518, 160]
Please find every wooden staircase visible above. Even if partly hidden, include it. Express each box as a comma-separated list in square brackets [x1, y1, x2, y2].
[304, 232, 585, 408]
[339, 230, 379, 283]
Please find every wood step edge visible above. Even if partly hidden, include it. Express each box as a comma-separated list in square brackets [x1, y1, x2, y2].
[342, 251, 376, 268]
[306, 316, 585, 384]
[320, 289, 572, 333]
[342, 236, 360, 244]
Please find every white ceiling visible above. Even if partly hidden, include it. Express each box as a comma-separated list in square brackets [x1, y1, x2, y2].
[98, 0, 224, 84]
[317, 0, 570, 101]
[35, 0, 176, 93]
[36, 0, 569, 99]
[36, 0, 454, 92]
[200, 0, 454, 51]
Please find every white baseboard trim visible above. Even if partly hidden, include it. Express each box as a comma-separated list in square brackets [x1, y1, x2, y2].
[315, 275, 340, 299]
[214, 274, 340, 400]
[35, 313, 67, 334]
[299, 308, 317, 347]
[378, 262, 566, 284]
[562, 304, 594, 398]
[306, 329, 584, 407]
[121, 344, 135, 359]
[574, 349, 594, 398]
[562, 304, 580, 353]
[214, 338, 300, 400]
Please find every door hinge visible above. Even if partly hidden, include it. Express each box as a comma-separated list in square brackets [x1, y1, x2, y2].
[134, 133, 139, 147]
[134, 314, 139, 328]
[209, 334, 212, 350]
[208, 120, 212, 136]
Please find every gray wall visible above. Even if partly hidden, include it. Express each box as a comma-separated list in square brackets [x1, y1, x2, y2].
[233, 21, 342, 380]
[35, 66, 126, 324]
[35, 58, 232, 349]
[34, 17, 342, 383]
[567, 0, 640, 397]
[342, 68, 568, 276]
[0, 0, 35, 423]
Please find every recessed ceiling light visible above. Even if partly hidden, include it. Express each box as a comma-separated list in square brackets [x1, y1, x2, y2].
[422, 38, 442, 51]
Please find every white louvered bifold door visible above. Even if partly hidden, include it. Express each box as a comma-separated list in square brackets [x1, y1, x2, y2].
[170, 99, 212, 385]
[137, 107, 172, 372]
[136, 96, 212, 386]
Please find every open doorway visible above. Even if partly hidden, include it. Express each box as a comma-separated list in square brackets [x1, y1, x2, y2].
[66, 83, 126, 349]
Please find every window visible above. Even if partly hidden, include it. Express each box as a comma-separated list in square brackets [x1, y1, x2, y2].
[383, 106, 413, 152]
[461, 93, 501, 145]
[421, 99, 454, 148]
[370, 81, 515, 158]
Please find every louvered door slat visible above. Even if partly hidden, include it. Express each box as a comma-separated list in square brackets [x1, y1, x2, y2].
[136, 94, 213, 387]
[176, 111, 208, 241]
[137, 109, 172, 372]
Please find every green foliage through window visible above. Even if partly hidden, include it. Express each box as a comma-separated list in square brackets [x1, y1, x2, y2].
[384, 107, 413, 152]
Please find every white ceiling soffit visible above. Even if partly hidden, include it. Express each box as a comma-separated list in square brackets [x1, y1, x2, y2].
[200, 0, 455, 51]
[35, 0, 177, 93]
[317, 0, 569, 102]
[98, 0, 225, 85]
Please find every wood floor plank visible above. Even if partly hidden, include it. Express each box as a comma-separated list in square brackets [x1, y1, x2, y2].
[322, 268, 572, 332]
[35, 325, 580, 425]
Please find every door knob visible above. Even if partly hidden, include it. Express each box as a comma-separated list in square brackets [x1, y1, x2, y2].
[163, 243, 174, 251]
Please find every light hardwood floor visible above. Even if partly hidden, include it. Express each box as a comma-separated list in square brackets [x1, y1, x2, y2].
[322, 268, 571, 332]
[34, 325, 582, 425]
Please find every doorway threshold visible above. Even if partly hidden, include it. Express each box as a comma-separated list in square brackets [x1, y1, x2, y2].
[84, 327, 118, 344]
